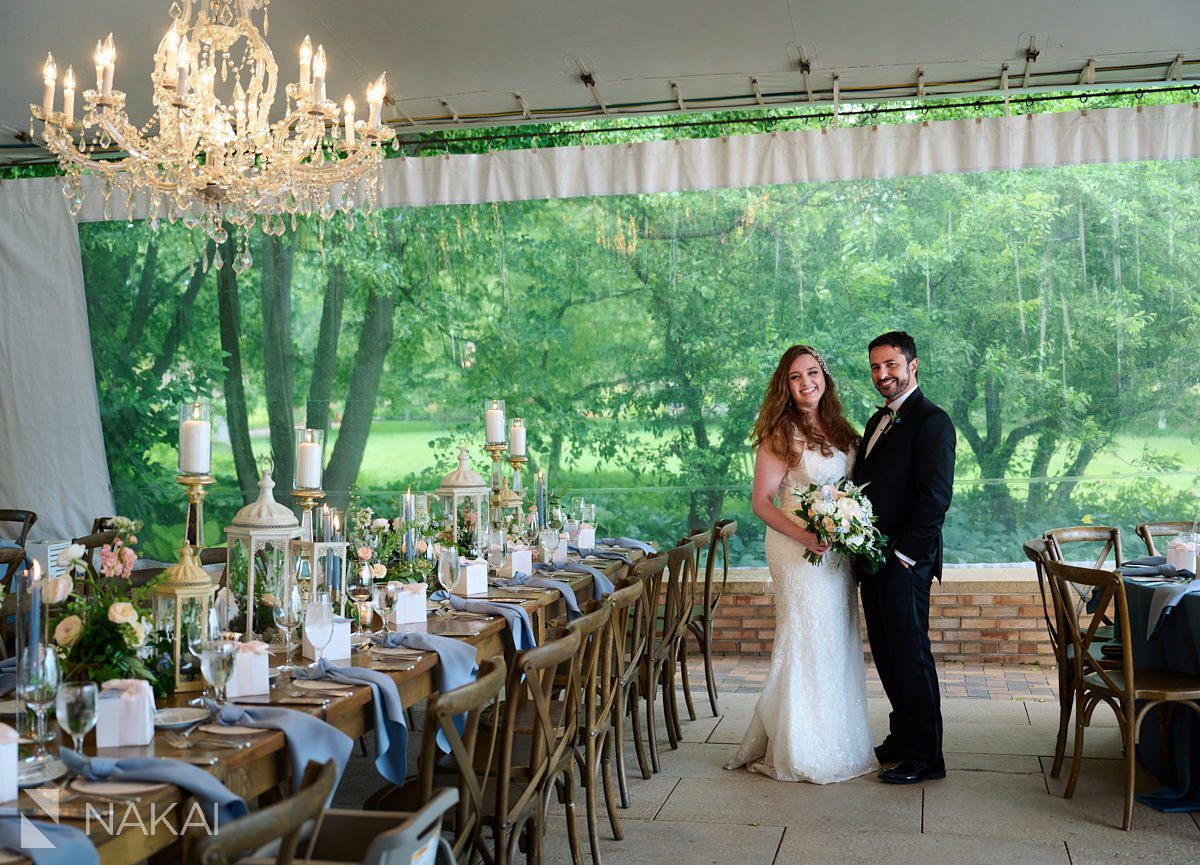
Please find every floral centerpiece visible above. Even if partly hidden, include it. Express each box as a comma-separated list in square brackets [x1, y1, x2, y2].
[435, 497, 479, 559]
[791, 480, 886, 568]
[348, 491, 436, 586]
[51, 518, 174, 696]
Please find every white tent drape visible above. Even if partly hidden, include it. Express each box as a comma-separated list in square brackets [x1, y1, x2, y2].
[0, 179, 113, 541]
[1, 102, 1197, 540]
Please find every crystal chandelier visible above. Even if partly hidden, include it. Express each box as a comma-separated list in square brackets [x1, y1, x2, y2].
[31, 0, 396, 273]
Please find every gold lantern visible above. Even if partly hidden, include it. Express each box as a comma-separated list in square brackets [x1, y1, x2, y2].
[153, 543, 216, 693]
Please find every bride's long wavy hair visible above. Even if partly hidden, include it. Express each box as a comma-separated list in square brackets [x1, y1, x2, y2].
[752, 345, 861, 466]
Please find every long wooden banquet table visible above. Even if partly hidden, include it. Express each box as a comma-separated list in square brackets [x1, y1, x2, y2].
[15, 556, 632, 865]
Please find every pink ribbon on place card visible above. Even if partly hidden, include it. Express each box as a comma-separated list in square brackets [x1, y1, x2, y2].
[101, 678, 153, 700]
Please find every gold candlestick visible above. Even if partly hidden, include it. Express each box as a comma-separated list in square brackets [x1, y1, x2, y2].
[292, 488, 326, 542]
[484, 442, 507, 512]
[176, 473, 216, 550]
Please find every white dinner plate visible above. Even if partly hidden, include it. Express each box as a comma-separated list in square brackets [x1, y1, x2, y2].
[291, 679, 354, 692]
[154, 707, 210, 729]
[71, 779, 169, 796]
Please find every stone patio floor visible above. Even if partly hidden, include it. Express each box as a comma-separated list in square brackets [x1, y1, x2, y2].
[337, 655, 1200, 865]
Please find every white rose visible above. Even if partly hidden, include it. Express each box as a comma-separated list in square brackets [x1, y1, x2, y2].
[44, 574, 74, 604]
[108, 602, 138, 626]
[811, 500, 836, 516]
[371, 518, 389, 530]
[54, 614, 83, 648]
[56, 543, 86, 568]
[837, 498, 863, 521]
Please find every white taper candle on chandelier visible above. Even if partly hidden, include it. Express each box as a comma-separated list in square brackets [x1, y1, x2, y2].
[62, 66, 75, 123]
[42, 54, 56, 115]
[343, 95, 355, 145]
[299, 35, 312, 95]
[312, 45, 326, 104]
[101, 33, 115, 98]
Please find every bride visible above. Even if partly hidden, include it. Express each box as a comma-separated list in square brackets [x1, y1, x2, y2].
[723, 344, 876, 784]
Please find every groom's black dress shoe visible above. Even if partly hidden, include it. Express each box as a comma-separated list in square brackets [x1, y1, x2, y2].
[878, 759, 946, 784]
[874, 741, 905, 764]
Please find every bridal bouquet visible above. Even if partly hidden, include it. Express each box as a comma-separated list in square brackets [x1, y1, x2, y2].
[791, 480, 886, 567]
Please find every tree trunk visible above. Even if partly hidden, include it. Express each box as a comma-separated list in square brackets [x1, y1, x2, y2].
[150, 241, 216, 381]
[548, 431, 564, 475]
[1022, 429, 1058, 520]
[216, 239, 257, 502]
[260, 234, 296, 489]
[125, 239, 159, 346]
[324, 285, 397, 506]
[306, 263, 346, 431]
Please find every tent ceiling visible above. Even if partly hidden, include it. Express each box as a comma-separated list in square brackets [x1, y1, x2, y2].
[2, 0, 1198, 163]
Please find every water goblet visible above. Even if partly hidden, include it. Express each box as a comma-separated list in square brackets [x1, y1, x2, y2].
[372, 582, 398, 638]
[571, 497, 585, 522]
[539, 528, 559, 566]
[200, 639, 238, 707]
[17, 644, 60, 765]
[305, 591, 335, 662]
[56, 681, 99, 753]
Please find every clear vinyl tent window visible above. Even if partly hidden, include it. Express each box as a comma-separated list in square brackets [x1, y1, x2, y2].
[78, 156, 1200, 567]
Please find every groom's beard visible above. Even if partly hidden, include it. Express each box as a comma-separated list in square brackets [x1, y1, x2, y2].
[874, 371, 909, 401]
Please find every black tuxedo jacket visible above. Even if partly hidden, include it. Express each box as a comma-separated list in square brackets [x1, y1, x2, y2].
[852, 387, 956, 581]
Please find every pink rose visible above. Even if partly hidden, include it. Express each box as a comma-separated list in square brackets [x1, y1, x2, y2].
[357, 546, 373, 562]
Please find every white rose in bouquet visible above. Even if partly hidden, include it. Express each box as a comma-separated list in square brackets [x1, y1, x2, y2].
[54, 614, 83, 648]
[44, 574, 74, 604]
[107, 601, 138, 625]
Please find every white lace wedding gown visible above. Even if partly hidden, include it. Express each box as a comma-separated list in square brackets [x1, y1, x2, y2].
[724, 444, 876, 784]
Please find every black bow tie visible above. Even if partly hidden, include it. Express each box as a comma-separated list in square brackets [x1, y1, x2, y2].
[876, 406, 898, 417]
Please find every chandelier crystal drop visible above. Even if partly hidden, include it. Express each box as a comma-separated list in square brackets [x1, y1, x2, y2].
[31, 0, 396, 272]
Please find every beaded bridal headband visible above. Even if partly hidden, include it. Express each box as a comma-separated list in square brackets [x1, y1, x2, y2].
[797, 345, 830, 375]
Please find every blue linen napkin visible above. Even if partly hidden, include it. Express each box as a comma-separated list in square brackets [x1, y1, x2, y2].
[61, 748, 248, 825]
[1144, 574, 1200, 635]
[0, 816, 98, 865]
[0, 657, 14, 696]
[537, 561, 615, 599]
[598, 536, 658, 555]
[428, 590, 536, 651]
[502, 572, 580, 619]
[294, 659, 408, 786]
[212, 703, 353, 795]
[373, 632, 480, 751]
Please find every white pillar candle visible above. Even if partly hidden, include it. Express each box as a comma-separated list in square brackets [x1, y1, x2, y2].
[485, 406, 506, 444]
[180, 417, 211, 474]
[509, 421, 526, 456]
[296, 440, 322, 489]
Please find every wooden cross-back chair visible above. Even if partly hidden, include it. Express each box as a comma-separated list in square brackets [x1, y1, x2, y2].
[675, 526, 712, 727]
[611, 559, 657, 801]
[1043, 526, 1123, 622]
[1044, 559, 1200, 831]
[0, 510, 37, 547]
[365, 656, 506, 864]
[1134, 521, 1194, 558]
[686, 518, 737, 717]
[639, 540, 694, 772]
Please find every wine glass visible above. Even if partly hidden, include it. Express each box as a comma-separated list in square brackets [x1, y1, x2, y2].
[305, 591, 335, 662]
[348, 563, 375, 642]
[539, 528, 559, 567]
[436, 546, 459, 618]
[272, 579, 303, 676]
[200, 639, 237, 707]
[582, 502, 597, 528]
[17, 643, 60, 765]
[372, 583, 398, 638]
[570, 496, 585, 521]
[486, 527, 506, 573]
[56, 681, 99, 753]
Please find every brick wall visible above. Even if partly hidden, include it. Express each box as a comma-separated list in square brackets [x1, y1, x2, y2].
[706, 569, 1056, 665]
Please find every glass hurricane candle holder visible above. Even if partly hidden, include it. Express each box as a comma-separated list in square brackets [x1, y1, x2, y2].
[294, 427, 324, 491]
[178, 401, 212, 476]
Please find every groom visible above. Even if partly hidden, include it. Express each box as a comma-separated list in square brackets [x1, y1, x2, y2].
[853, 331, 956, 785]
